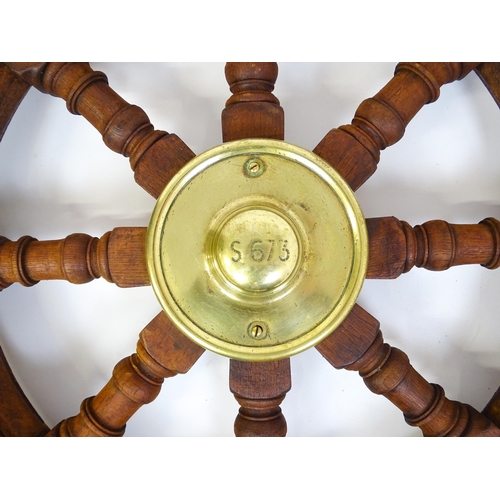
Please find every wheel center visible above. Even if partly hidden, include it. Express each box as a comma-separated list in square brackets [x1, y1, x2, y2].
[147, 139, 368, 361]
[214, 208, 299, 292]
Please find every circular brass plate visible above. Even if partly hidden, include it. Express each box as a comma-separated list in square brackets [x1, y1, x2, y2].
[147, 139, 368, 361]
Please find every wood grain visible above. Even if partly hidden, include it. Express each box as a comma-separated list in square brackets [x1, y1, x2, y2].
[230, 359, 291, 437]
[0, 344, 49, 436]
[475, 63, 500, 109]
[316, 304, 500, 436]
[366, 216, 500, 279]
[0, 227, 149, 289]
[314, 63, 479, 190]
[0, 64, 31, 142]
[47, 312, 204, 436]
[5, 63, 195, 198]
[222, 62, 284, 142]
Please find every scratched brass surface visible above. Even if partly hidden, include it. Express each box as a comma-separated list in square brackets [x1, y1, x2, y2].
[147, 139, 367, 361]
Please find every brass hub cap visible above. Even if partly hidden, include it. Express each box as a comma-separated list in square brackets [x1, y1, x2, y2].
[147, 139, 368, 361]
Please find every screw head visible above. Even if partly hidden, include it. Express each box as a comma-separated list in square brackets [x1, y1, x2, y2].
[245, 158, 265, 177]
[248, 322, 267, 340]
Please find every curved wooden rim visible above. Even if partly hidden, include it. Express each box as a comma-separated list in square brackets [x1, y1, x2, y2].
[0, 64, 31, 143]
[0, 344, 48, 436]
[475, 63, 500, 109]
[0, 64, 48, 436]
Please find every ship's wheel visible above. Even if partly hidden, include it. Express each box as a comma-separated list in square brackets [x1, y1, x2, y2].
[1, 62, 500, 437]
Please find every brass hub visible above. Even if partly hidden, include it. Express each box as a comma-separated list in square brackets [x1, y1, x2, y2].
[147, 139, 368, 361]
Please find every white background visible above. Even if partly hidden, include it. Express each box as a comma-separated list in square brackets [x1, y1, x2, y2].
[1, 62, 500, 437]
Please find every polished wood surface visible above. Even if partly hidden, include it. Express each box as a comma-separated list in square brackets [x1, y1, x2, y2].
[6, 63, 195, 198]
[366, 216, 500, 279]
[230, 359, 291, 437]
[314, 63, 479, 190]
[47, 312, 204, 436]
[222, 62, 284, 142]
[475, 63, 500, 109]
[0, 64, 30, 142]
[0, 227, 149, 289]
[482, 386, 500, 427]
[316, 305, 500, 436]
[0, 344, 48, 436]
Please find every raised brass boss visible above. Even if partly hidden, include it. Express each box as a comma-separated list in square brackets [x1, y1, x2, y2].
[147, 139, 368, 361]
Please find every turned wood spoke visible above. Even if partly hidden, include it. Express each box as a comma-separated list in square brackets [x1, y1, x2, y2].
[0, 227, 149, 289]
[313, 63, 479, 190]
[5, 63, 196, 198]
[222, 63, 284, 142]
[366, 216, 500, 279]
[47, 311, 204, 437]
[229, 359, 291, 437]
[316, 304, 500, 436]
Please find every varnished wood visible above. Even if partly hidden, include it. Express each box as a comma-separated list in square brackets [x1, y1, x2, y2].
[0, 64, 31, 142]
[5, 63, 195, 198]
[366, 216, 500, 279]
[0, 227, 149, 289]
[482, 386, 500, 427]
[47, 312, 204, 436]
[1, 62, 500, 436]
[314, 63, 479, 190]
[0, 344, 49, 436]
[316, 304, 500, 436]
[222, 63, 284, 142]
[475, 63, 500, 109]
[230, 359, 291, 437]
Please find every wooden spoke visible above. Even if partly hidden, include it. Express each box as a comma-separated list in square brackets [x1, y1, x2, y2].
[222, 62, 284, 142]
[316, 304, 500, 436]
[0, 227, 149, 289]
[229, 359, 291, 437]
[366, 216, 500, 279]
[0, 344, 48, 436]
[313, 63, 479, 191]
[46, 312, 204, 437]
[5, 63, 196, 198]
[0, 64, 31, 142]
